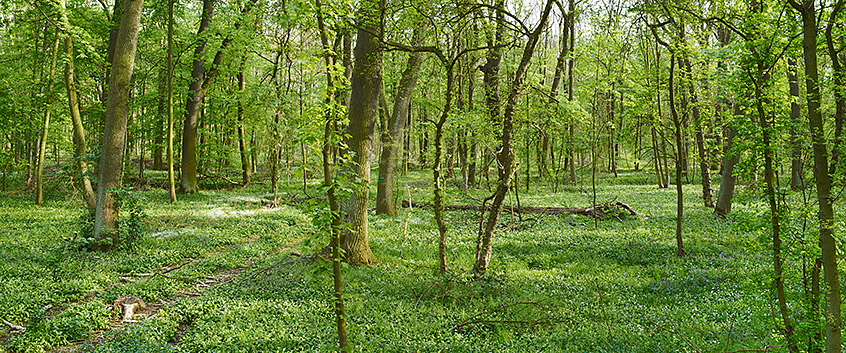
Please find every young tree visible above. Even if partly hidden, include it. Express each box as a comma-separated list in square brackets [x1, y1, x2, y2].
[475, 0, 556, 274]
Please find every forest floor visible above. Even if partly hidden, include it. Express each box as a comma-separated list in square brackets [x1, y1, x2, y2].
[0, 169, 797, 352]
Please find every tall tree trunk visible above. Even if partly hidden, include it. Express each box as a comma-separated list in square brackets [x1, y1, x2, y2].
[179, 0, 259, 193]
[35, 31, 60, 205]
[237, 69, 251, 185]
[682, 55, 713, 207]
[166, 0, 176, 202]
[474, 0, 555, 274]
[153, 74, 165, 171]
[93, 0, 143, 247]
[178, 0, 213, 194]
[788, 58, 803, 190]
[754, 60, 797, 351]
[789, 1, 841, 351]
[338, 0, 384, 266]
[567, 0, 577, 186]
[376, 26, 424, 215]
[827, 0, 845, 176]
[713, 27, 737, 216]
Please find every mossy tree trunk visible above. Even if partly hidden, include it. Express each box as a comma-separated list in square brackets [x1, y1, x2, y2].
[338, 0, 384, 266]
[93, 0, 143, 247]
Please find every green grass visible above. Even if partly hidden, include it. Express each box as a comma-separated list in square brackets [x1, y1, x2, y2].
[0, 168, 818, 352]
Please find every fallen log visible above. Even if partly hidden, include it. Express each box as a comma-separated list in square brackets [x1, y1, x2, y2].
[400, 200, 637, 219]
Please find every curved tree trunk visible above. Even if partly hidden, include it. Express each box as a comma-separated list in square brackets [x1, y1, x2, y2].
[93, 0, 143, 247]
[64, 34, 97, 209]
[474, 0, 555, 274]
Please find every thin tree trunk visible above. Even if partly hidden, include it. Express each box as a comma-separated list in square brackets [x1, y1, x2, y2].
[682, 55, 713, 207]
[166, 0, 176, 202]
[314, 0, 348, 348]
[64, 34, 97, 209]
[788, 58, 803, 190]
[475, 0, 555, 274]
[567, 0, 577, 186]
[35, 30, 60, 206]
[237, 69, 251, 185]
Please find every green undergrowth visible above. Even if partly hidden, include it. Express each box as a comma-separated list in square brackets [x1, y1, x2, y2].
[0, 183, 310, 353]
[0, 169, 817, 352]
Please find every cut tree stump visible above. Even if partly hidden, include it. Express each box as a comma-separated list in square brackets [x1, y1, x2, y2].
[400, 200, 637, 219]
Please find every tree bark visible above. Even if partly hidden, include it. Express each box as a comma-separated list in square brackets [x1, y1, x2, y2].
[93, 0, 143, 247]
[789, 1, 842, 351]
[35, 31, 60, 206]
[338, 0, 384, 266]
[166, 0, 176, 202]
[237, 68, 251, 185]
[64, 34, 97, 209]
[788, 57, 803, 190]
[375, 26, 424, 215]
[682, 54, 712, 207]
[178, 0, 213, 194]
[474, 0, 555, 275]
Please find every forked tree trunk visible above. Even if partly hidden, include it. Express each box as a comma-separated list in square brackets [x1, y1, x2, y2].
[376, 26, 424, 215]
[178, 0, 213, 194]
[474, 0, 555, 274]
[93, 0, 143, 247]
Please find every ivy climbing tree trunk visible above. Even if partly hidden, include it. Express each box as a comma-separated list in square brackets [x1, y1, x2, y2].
[314, 0, 349, 348]
[93, 0, 143, 248]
